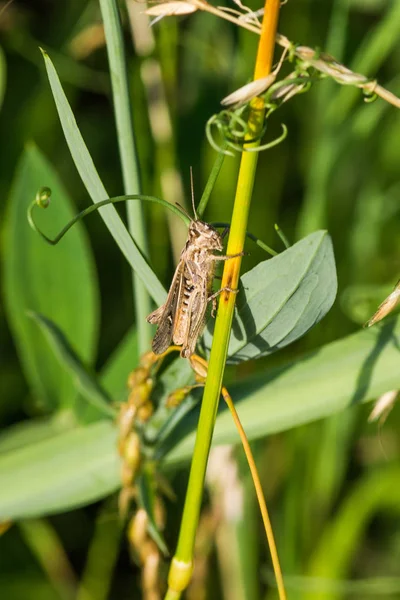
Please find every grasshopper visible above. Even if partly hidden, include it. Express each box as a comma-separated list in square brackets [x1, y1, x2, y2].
[147, 176, 243, 358]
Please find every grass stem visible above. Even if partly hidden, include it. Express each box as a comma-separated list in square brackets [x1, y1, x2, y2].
[165, 1, 281, 597]
[99, 0, 152, 353]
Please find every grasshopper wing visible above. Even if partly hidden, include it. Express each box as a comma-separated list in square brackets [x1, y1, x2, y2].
[147, 261, 185, 354]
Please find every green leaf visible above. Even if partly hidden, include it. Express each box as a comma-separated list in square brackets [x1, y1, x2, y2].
[3, 145, 99, 411]
[0, 416, 74, 455]
[165, 316, 400, 464]
[0, 421, 120, 520]
[205, 231, 337, 363]
[41, 49, 166, 306]
[1, 318, 400, 519]
[30, 312, 115, 418]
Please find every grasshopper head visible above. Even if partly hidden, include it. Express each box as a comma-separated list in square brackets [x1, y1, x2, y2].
[188, 220, 223, 251]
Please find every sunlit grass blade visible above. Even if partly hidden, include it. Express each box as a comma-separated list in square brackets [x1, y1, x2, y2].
[1, 317, 400, 519]
[41, 49, 166, 305]
[164, 316, 400, 463]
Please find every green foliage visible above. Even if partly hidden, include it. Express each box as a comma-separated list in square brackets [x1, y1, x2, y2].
[205, 230, 337, 362]
[3, 145, 99, 412]
[29, 312, 114, 418]
[1, 0, 400, 597]
[41, 50, 166, 305]
[0, 421, 120, 520]
[1, 316, 399, 521]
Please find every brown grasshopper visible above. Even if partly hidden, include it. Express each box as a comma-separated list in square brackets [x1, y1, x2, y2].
[147, 176, 243, 358]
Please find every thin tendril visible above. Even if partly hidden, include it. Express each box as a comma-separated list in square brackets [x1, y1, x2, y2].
[211, 222, 277, 256]
[206, 117, 235, 156]
[274, 223, 290, 248]
[244, 123, 288, 152]
[28, 190, 190, 246]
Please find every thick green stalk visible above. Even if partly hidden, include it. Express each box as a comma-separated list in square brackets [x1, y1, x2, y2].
[165, 1, 281, 597]
[99, 0, 152, 353]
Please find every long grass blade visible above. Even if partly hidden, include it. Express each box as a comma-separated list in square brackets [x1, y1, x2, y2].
[41, 49, 166, 305]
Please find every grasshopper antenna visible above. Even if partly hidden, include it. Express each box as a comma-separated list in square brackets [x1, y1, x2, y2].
[190, 166, 198, 220]
[175, 202, 192, 222]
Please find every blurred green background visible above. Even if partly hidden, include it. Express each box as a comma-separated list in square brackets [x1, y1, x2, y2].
[1, 0, 400, 598]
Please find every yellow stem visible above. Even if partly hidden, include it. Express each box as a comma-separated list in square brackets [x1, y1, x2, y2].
[221, 387, 287, 600]
[165, 1, 282, 597]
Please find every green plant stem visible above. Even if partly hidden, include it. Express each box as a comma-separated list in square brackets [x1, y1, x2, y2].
[165, 1, 281, 598]
[28, 194, 189, 246]
[196, 146, 227, 218]
[99, 0, 151, 353]
[211, 222, 277, 256]
[41, 50, 165, 306]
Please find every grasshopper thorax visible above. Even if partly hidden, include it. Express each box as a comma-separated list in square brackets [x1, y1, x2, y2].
[188, 220, 223, 251]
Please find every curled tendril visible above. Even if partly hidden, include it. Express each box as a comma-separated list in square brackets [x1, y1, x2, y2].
[206, 104, 288, 155]
[363, 93, 378, 104]
[36, 186, 52, 208]
[223, 109, 248, 138]
[28, 191, 190, 246]
[209, 26, 400, 156]
[245, 123, 288, 152]
[206, 117, 235, 156]
[363, 82, 378, 104]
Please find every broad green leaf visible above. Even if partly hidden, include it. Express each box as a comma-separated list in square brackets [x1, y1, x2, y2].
[0, 421, 120, 520]
[1, 318, 400, 519]
[3, 145, 99, 411]
[165, 316, 400, 463]
[41, 50, 166, 306]
[0, 416, 74, 455]
[30, 312, 115, 418]
[205, 231, 337, 363]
